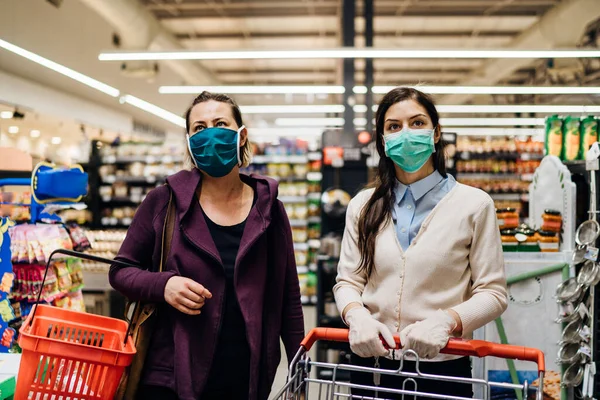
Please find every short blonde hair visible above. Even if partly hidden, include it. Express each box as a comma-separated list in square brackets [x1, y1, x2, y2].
[184, 91, 253, 169]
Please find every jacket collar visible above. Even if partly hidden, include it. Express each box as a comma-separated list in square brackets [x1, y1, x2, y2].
[166, 168, 278, 265]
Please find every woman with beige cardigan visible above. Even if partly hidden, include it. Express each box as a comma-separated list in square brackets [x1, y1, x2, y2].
[334, 87, 508, 398]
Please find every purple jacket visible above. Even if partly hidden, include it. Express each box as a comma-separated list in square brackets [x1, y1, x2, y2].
[109, 169, 305, 400]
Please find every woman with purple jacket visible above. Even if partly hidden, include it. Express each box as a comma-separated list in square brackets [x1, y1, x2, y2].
[109, 91, 305, 400]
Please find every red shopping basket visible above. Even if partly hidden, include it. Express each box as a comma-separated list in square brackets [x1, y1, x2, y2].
[15, 249, 138, 400]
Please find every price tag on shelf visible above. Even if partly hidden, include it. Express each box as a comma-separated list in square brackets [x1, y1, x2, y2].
[104, 175, 116, 184]
[104, 156, 117, 164]
[109, 217, 118, 226]
[146, 176, 157, 184]
[102, 196, 111, 203]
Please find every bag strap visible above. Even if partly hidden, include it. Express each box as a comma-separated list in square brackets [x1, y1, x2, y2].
[159, 187, 176, 273]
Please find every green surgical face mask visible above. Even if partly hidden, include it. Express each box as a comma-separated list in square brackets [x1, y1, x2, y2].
[383, 128, 436, 173]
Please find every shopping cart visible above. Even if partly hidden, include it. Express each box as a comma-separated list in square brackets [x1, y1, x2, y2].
[272, 328, 546, 400]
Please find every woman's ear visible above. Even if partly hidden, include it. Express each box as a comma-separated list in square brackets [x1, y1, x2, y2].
[239, 126, 248, 146]
[434, 126, 442, 144]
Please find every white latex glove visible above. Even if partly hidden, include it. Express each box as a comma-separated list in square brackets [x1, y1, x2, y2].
[399, 310, 457, 360]
[346, 307, 396, 358]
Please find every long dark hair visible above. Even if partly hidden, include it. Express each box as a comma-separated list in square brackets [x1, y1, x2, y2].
[356, 87, 447, 277]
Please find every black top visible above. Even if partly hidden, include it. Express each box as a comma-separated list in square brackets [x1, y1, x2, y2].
[202, 192, 256, 397]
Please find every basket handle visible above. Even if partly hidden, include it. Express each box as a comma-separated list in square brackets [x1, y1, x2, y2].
[29, 248, 139, 326]
[300, 328, 545, 373]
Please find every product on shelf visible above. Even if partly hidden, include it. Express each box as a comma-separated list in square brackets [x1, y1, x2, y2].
[545, 116, 563, 158]
[496, 208, 519, 230]
[562, 116, 581, 162]
[541, 209, 562, 233]
[538, 230, 559, 252]
[500, 229, 518, 251]
[580, 116, 599, 160]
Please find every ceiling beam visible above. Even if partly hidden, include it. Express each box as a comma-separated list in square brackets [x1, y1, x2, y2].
[440, 0, 600, 104]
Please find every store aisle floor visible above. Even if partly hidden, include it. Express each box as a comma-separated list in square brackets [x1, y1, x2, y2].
[269, 306, 317, 399]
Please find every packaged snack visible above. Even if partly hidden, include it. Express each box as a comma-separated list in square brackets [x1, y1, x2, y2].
[542, 209, 562, 233]
[496, 208, 519, 230]
[538, 230, 559, 252]
[579, 116, 599, 160]
[54, 261, 73, 292]
[562, 116, 581, 161]
[545, 116, 563, 158]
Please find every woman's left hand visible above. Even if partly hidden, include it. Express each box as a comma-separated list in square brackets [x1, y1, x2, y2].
[399, 310, 457, 359]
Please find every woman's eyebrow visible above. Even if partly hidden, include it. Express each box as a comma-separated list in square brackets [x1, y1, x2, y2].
[410, 113, 427, 119]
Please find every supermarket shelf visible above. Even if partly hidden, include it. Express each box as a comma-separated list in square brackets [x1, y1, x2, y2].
[301, 295, 318, 306]
[290, 219, 308, 227]
[102, 155, 184, 164]
[101, 175, 164, 185]
[503, 251, 571, 264]
[308, 152, 322, 161]
[297, 265, 317, 274]
[458, 151, 543, 161]
[101, 217, 133, 226]
[308, 192, 322, 201]
[458, 173, 534, 181]
[280, 196, 307, 204]
[81, 270, 112, 292]
[490, 193, 529, 201]
[307, 172, 323, 181]
[308, 239, 321, 249]
[294, 242, 308, 251]
[308, 216, 322, 223]
[272, 176, 308, 183]
[253, 155, 308, 164]
[101, 195, 144, 204]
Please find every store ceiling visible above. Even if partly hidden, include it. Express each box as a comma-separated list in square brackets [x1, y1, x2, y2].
[0, 0, 599, 136]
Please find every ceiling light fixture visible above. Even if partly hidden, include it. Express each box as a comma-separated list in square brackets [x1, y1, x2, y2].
[0, 38, 120, 97]
[8, 126, 19, 134]
[241, 105, 345, 114]
[51, 136, 61, 144]
[99, 48, 600, 61]
[237, 104, 600, 114]
[159, 85, 346, 95]
[275, 117, 546, 127]
[449, 127, 544, 136]
[30, 130, 41, 138]
[354, 86, 600, 95]
[121, 95, 186, 127]
[440, 118, 546, 126]
[0, 111, 13, 119]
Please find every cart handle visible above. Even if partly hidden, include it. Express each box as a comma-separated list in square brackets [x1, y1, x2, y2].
[300, 328, 545, 373]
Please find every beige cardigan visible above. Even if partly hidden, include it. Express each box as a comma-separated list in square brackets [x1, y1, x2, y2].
[333, 183, 508, 361]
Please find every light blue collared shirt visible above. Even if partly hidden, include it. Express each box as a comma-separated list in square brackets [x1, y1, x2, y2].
[392, 171, 457, 251]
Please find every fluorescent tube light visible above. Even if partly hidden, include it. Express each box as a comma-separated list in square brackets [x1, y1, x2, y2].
[121, 95, 186, 127]
[275, 118, 345, 127]
[276, 117, 546, 127]
[8, 126, 18, 134]
[51, 136, 61, 144]
[0, 39, 120, 97]
[355, 86, 600, 95]
[0, 111, 13, 119]
[30, 130, 41, 138]
[450, 128, 544, 136]
[99, 48, 600, 61]
[240, 105, 345, 114]
[440, 118, 546, 126]
[159, 85, 345, 95]
[436, 105, 600, 113]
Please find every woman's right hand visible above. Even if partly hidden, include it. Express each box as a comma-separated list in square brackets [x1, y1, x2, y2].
[346, 307, 396, 358]
[164, 276, 212, 315]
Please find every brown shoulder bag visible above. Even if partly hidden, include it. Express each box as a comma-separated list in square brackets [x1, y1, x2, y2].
[115, 188, 176, 400]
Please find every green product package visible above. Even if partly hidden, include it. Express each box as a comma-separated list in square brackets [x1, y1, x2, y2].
[579, 116, 599, 160]
[562, 116, 581, 161]
[545, 116, 563, 158]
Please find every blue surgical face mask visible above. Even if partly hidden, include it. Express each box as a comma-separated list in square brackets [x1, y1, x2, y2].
[383, 128, 436, 173]
[186, 125, 244, 178]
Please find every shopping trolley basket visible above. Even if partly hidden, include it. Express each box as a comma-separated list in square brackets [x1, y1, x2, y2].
[272, 328, 546, 400]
